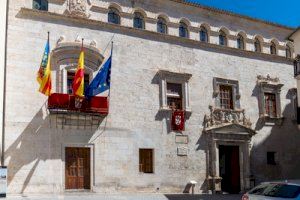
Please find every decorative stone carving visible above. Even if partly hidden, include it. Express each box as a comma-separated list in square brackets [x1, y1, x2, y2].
[204, 105, 252, 129]
[257, 74, 280, 84]
[56, 35, 65, 45]
[66, 0, 89, 18]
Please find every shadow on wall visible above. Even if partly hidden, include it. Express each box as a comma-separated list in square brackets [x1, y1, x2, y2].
[5, 103, 100, 194]
[251, 88, 300, 184]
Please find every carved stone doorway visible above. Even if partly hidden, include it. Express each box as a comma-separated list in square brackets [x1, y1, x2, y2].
[204, 124, 255, 194]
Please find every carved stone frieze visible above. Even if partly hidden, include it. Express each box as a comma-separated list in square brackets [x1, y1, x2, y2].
[204, 106, 252, 129]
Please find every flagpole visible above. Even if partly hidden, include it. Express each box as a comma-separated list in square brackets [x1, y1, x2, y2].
[108, 41, 113, 98]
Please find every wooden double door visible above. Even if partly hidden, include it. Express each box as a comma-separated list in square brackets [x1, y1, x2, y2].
[219, 145, 241, 194]
[65, 147, 91, 190]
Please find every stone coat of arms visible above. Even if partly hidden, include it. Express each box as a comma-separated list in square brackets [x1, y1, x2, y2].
[67, 0, 88, 18]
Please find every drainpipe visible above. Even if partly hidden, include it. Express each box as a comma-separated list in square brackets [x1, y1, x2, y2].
[1, 0, 9, 166]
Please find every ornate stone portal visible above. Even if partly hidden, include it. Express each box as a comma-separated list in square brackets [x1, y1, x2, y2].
[204, 107, 255, 193]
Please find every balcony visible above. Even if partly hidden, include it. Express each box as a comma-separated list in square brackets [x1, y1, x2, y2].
[48, 93, 109, 115]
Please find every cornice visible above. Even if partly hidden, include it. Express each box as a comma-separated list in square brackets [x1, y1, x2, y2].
[17, 8, 294, 65]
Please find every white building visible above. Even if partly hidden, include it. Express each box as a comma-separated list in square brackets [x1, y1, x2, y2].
[288, 28, 300, 127]
[2, 0, 300, 195]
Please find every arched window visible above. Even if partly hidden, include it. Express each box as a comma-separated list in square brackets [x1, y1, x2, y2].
[219, 30, 227, 46]
[133, 12, 145, 29]
[286, 45, 292, 58]
[200, 26, 208, 42]
[254, 38, 261, 53]
[108, 8, 120, 25]
[237, 34, 245, 50]
[270, 42, 277, 55]
[157, 17, 167, 34]
[33, 0, 48, 11]
[179, 22, 189, 38]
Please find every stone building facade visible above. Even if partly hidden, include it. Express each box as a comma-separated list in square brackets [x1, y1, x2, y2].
[3, 0, 300, 195]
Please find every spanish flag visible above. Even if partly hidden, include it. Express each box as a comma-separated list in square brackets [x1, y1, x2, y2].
[72, 45, 85, 97]
[37, 34, 52, 96]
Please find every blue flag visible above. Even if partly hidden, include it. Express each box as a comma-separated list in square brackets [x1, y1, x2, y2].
[86, 55, 112, 97]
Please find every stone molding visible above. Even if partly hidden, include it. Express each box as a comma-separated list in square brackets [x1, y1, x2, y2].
[18, 8, 294, 65]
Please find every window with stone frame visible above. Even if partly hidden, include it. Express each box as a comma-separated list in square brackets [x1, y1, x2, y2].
[133, 12, 145, 29]
[166, 83, 183, 110]
[254, 38, 261, 53]
[67, 72, 90, 95]
[108, 7, 120, 25]
[158, 70, 192, 112]
[213, 78, 240, 110]
[157, 17, 167, 34]
[139, 149, 154, 173]
[33, 0, 48, 11]
[257, 75, 283, 119]
[264, 93, 277, 118]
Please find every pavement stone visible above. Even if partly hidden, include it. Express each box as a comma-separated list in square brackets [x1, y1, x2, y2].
[4, 194, 242, 200]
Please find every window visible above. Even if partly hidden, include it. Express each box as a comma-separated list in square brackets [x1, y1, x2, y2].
[33, 0, 48, 11]
[219, 30, 227, 46]
[166, 83, 183, 110]
[179, 22, 189, 38]
[264, 93, 277, 118]
[108, 8, 120, 25]
[133, 12, 145, 29]
[257, 75, 283, 120]
[157, 17, 167, 34]
[237, 34, 245, 50]
[200, 26, 208, 42]
[286, 45, 292, 58]
[267, 152, 276, 165]
[220, 85, 233, 109]
[158, 70, 192, 111]
[213, 77, 240, 110]
[139, 149, 153, 173]
[270, 42, 277, 55]
[67, 72, 90, 95]
[254, 38, 261, 53]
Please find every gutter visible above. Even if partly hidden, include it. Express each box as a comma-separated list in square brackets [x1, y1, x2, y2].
[1, 0, 9, 166]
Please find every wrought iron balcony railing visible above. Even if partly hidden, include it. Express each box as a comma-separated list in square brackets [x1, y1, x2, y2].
[48, 93, 109, 115]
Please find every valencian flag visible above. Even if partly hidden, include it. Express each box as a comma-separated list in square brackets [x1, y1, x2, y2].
[72, 40, 85, 97]
[85, 43, 112, 97]
[37, 32, 52, 96]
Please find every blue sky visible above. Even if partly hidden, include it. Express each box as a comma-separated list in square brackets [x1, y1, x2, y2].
[188, 0, 300, 28]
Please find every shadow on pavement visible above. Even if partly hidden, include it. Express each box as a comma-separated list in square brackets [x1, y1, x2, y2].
[164, 194, 242, 200]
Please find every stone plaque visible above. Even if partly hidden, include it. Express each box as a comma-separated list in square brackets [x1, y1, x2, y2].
[175, 135, 188, 144]
[177, 147, 188, 156]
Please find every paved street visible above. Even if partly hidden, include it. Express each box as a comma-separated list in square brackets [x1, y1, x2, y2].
[4, 194, 242, 200]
